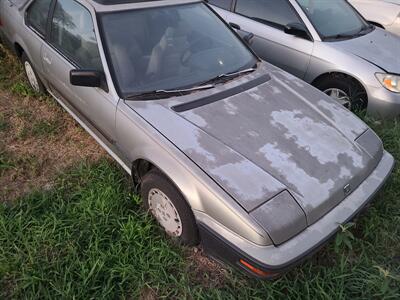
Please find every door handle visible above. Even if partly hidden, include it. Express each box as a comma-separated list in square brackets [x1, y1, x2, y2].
[43, 54, 52, 65]
[228, 22, 254, 44]
[243, 32, 255, 44]
[229, 22, 241, 30]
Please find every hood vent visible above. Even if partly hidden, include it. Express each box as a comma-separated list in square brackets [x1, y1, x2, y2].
[171, 74, 271, 112]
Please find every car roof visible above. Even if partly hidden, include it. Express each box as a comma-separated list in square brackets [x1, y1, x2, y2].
[91, 0, 165, 5]
[86, 0, 200, 12]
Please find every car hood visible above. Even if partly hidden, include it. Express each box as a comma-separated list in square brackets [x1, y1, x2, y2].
[333, 28, 400, 73]
[127, 64, 382, 225]
[349, 0, 399, 26]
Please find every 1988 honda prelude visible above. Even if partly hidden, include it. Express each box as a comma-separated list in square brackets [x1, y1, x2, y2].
[0, 0, 394, 278]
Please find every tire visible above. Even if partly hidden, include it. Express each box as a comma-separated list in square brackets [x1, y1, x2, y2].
[314, 74, 368, 111]
[21, 53, 46, 94]
[141, 169, 199, 246]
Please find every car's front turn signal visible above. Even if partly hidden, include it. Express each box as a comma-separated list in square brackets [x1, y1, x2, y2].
[376, 73, 400, 93]
[239, 259, 278, 278]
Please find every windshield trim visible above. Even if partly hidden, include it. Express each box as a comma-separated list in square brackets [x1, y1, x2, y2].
[294, 0, 371, 42]
[97, 2, 260, 100]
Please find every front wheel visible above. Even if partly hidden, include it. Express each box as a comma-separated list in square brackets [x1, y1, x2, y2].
[314, 74, 367, 111]
[21, 53, 46, 94]
[141, 170, 199, 246]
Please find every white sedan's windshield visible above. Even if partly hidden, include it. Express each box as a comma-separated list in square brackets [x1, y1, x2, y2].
[100, 3, 257, 97]
[297, 0, 369, 39]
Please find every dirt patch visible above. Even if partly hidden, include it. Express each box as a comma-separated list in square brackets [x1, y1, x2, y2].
[186, 247, 228, 288]
[139, 287, 158, 300]
[0, 89, 106, 202]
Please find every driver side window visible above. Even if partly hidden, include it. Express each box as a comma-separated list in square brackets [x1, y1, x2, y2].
[50, 0, 102, 70]
[235, 0, 301, 29]
[26, 0, 52, 36]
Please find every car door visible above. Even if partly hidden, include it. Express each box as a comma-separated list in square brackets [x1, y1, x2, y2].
[41, 0, 117, 141]
[21, 0, 53, 80]
[214, 0, 314, 79]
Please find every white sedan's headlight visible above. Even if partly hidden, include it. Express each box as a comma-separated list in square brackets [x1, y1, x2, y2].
[375, 73, 400, 93]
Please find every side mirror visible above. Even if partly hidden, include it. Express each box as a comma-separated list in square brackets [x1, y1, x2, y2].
[243, 32, 254, 44]
[70, 70, 107, 91]
[229, 22, 254, 44]
[284, 23, 310, 39]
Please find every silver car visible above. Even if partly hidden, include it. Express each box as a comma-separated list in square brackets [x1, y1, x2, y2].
[209, 0, 400, 117]
[0, 0, 395, 278]
[349, 0, 400, 35]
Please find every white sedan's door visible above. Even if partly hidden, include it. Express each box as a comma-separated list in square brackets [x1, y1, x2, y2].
[213, 0, 314, 79]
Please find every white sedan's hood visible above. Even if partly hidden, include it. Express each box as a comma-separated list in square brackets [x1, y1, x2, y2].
[349, 0, 400, 26]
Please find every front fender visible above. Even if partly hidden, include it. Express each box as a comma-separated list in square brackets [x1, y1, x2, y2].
[115, 101, 273, 246]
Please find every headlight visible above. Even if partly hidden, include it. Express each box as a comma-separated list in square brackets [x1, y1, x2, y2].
[375, 73, 400, 93]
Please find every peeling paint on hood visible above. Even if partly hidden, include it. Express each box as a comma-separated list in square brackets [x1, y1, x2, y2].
[127, 63, 381, 224]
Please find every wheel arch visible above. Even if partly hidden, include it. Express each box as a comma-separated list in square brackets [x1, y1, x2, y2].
[131, 157, 192, 204]
[311, 71, 368, 102]
[14, 42, 24, 58]
[131, 158, 154, 187]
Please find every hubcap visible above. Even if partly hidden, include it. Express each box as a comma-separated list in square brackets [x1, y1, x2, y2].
[24, 61, 40, 92]
[324, 88, 351, 109]
[148, 188, 182, 237]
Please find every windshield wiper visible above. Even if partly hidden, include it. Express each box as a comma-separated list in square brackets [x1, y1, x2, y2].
[125, 84, 215, 100]
[324, 32, 356, 41]
[324, 25, 374, 41]
[125, 67, 256, 100]
[357, 24, 374, 36]
[200, 67, 257, 86]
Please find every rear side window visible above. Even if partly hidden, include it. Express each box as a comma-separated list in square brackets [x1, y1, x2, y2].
[235, 0, 301, 29]
[26, 0, 52, 36]
[208, 0, 233, 10]
[50, 0, 102, 70]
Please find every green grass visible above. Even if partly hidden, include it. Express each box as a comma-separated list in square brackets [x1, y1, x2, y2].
[31, 119, 63, 137]
[0, 150, 15, 175]
[0, 113, 8, 132]
[10, 82, 36, 97]
[0, 154, 399, 298]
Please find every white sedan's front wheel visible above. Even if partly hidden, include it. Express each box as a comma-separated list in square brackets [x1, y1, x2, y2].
[315, 74, 368, 111]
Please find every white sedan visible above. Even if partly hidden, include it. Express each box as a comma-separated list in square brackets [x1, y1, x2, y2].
[349, 0, 400, 35]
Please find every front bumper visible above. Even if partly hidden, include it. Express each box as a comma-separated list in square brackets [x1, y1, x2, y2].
[367, 84, 400, 118]
[196, 151, 395, 278]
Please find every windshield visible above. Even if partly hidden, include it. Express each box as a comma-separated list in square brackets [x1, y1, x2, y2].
[100, 3, 257, 97]
[296, 0, 370, 40]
